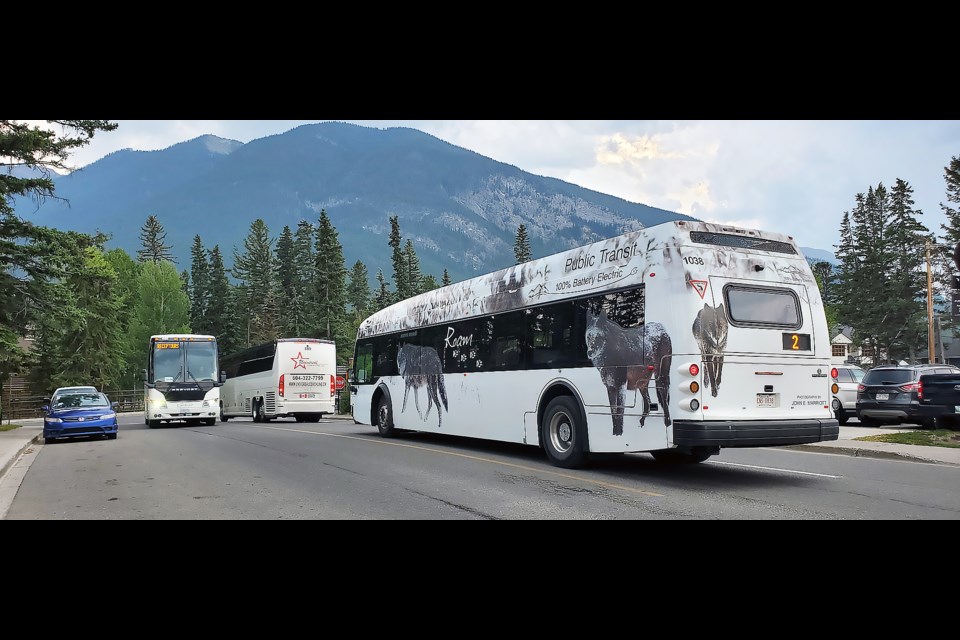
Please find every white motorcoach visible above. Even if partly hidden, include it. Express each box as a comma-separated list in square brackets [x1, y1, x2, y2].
[351, 220, 838, 468]
[144, 334, 223, 428]
[219, 338, 337, 422]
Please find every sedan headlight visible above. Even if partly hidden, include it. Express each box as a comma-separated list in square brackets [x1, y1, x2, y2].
[100, 412, 117, 420]
[46, 417, 62, 424]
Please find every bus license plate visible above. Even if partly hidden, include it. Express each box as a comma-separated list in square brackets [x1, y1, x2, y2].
[298, 393, 316, 399]
[876, 393, 889, 401]
[757, 394, 777, 408]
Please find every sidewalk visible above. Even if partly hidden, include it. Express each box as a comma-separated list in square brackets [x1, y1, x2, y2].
[2, 416, 958, 486]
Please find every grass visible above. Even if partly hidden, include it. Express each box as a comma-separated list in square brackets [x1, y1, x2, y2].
[0, 424, 22, 432]
[856, 430, 960, 448]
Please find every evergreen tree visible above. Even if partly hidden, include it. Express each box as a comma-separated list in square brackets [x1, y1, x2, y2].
[137, 214, 176, 264]
[388, 215, 409, 301]
[421, 274, 440, 291]
[206, 245, 232, 346]
[346, 260, 371, 321]
[937, 155, 960, 319]
[180, 269, 190, 296]
[232, 219, 280, 346]
[189, 235, 210, 334]
[514, 224, 532, 264]
[0, 120, 117, 421]
[290, 220, 317, 337]
[314, 209, 348, 350]
[886, 178, 931, 361]
[442, 269, 452, 287]
[404, 239, 423, 297]
[373, 269, 392, 311]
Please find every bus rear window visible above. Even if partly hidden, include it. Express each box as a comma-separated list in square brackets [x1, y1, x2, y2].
[724, 285, 801, 329]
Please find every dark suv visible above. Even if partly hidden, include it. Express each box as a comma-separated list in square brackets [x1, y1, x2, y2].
[856, 364, 960, 427]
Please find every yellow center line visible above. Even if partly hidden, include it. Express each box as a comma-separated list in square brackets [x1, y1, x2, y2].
[247, 424, 663, 498]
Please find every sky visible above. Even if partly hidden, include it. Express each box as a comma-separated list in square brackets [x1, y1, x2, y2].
[59, 120, 960, 254]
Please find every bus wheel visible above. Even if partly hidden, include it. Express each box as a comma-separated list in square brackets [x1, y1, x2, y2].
[220, 404, 229, 422]
[147, 420, 160, 429]
[541, 396, 588, 469]
[376, 396, 396, 438]
[651, 448, 714, 464]
[254, 400, 267, 423]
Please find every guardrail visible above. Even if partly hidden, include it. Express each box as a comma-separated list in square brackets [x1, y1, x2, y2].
[3, 390, 144, 422]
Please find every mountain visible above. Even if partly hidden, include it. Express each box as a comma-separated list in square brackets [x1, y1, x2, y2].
[799, 246, 837, 265]
[14, 122, 832, 284]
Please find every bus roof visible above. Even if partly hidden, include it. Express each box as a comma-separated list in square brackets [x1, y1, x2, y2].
[150, 334, 217, 341]
[357, 220, 808, 340]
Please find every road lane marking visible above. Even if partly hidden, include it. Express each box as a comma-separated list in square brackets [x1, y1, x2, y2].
[244, 424, 664, 498]
[706, 460, 842, 478]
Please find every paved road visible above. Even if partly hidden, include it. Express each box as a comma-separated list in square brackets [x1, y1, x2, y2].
[5, 413, 960, 519]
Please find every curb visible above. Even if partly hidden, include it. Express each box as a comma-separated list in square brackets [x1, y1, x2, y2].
[0, 431, 43, 481]
[786, 443, 960, 466]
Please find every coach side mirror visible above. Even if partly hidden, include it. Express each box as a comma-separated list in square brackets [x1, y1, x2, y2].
[220, 370, 227, 383]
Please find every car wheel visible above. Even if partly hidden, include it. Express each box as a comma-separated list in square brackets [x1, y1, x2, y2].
[858, 415, 880, 428]
[106, 433, 117, 440]
[837, 413, 849, 426]
[376, 395, 396, 438]
[540, 396, 589, 469]
[45, 436, 56, 444]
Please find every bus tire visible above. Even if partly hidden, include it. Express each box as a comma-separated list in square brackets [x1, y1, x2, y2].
[541, 396, 589, 469]
[376, 395, 396, 438]
[651, 448, 714, 464]
[254, 400, 267, 423]
[220, 404, 230, 422]
[147, 420, 160, 429]
[203, 418, 216, 426]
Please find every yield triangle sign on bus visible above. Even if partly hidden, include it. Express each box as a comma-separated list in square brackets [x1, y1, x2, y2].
[689, 279, 708, 299]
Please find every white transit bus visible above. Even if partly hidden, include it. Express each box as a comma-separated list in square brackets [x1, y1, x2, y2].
[351, 220, 839, 468]
[144, 334, 223, 428]
[219, 338, 337, 422]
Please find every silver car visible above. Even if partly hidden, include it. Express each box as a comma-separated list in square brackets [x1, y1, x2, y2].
[830, 365, 865, 425]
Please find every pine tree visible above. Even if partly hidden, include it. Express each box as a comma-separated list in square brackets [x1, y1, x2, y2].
[232, 219, 279, 345]
[180, 269, 190, 296]
[206, 245, 232, 345]
[388, 215, 409, 301]
[289, 220, 317, 337]
[937, 156, 960, 320]
[189, 235, 210, 334]
[346, 260, 371, 320]
[421, 274, 440, 291]
[314, 209, 347, 347]
[137, 215, 176, 264]
[886, 178, 931, 360]
[404, 239, 423, 297]
[514, 224, 532, 264]
[373, 269, 392, 311]
[442, 269, 452, 287]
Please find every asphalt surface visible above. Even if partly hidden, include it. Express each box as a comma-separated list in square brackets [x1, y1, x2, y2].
[2, 413, 958, 519]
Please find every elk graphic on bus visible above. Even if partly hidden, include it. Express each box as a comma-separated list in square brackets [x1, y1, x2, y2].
[692, 303, 728, 397]
[585, 310, 673, 436]
[397, 343, 449, 427]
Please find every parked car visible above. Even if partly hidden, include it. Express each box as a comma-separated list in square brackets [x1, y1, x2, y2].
[47, 386, 99, 406]
[915, 370, 960, 430]
[856, 364, 960, 427]
[42, 391, 119, 443]
[830, 365, 865, 425]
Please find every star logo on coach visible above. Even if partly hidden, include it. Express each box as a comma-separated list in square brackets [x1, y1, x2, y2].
[291, 352, 308, 370]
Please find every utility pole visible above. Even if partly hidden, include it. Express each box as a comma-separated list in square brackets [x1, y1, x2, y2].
[927, 241, 935, 363]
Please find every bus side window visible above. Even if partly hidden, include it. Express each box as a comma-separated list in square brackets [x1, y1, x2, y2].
[492, 310, 527, 371]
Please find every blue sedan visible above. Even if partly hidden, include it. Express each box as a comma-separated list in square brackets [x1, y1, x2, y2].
[43, 392, 119, 443]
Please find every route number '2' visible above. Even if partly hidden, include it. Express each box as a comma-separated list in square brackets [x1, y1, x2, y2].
[790, 334, 799, 350]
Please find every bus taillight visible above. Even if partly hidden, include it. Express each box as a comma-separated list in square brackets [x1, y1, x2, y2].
[279, 374, 285, 398]
[330, 375, 335, 397]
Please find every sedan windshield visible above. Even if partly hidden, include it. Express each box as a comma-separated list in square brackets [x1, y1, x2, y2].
[54, 393, 109, 409]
